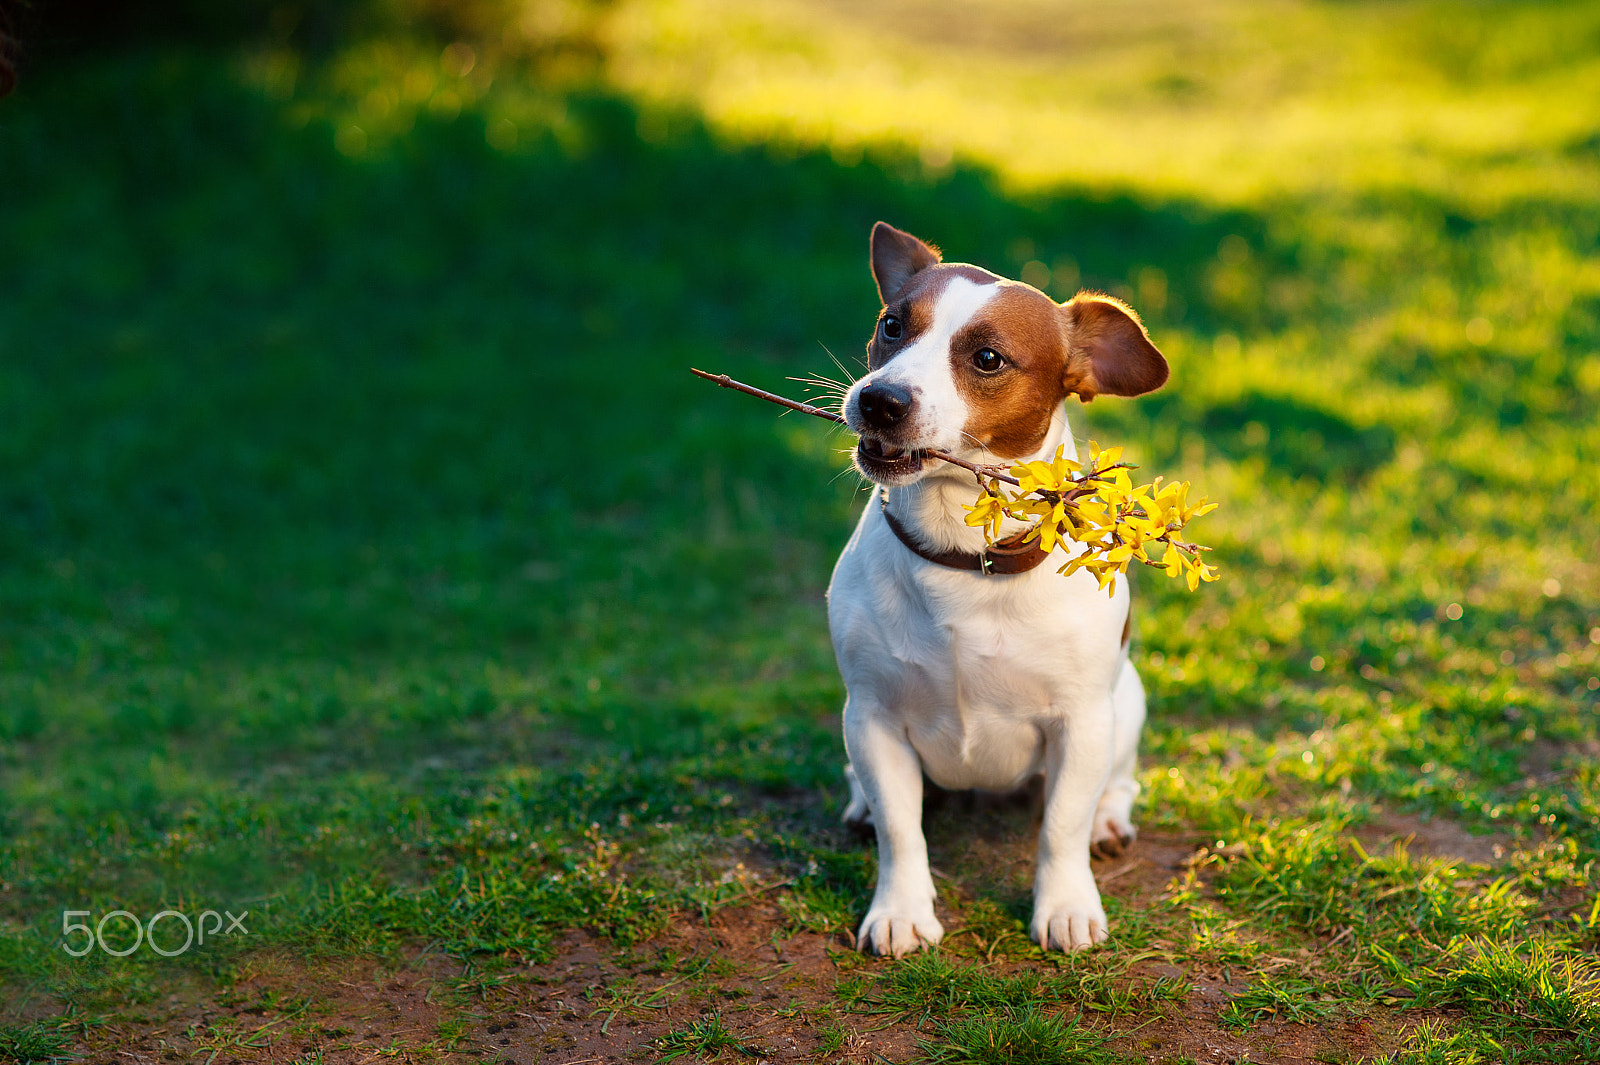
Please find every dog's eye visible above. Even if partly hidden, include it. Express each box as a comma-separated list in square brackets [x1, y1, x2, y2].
[972, 348, 1006, 373]
[880, 316, 903, 341]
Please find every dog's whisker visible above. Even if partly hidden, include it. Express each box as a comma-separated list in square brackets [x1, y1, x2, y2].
[956, 429, 993, 458]
[817, 343, 861, 385]
[789, 372, 852, 402]
[793, 368, 851, 385]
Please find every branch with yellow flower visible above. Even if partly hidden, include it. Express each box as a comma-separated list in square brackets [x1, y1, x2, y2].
[691, 368, 1220, 596]
[964, 443, 1219, 595]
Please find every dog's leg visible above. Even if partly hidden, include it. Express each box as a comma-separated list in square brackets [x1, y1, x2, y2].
[1032, 707, 1113, 951]
[844, 703, 943, 957]
[1091, 659, 1145, 859]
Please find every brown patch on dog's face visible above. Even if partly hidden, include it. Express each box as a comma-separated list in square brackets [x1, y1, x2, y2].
[949, 283, 1073, 458]
[867, 264, 999, 371]
[946, 285, 1170, 458]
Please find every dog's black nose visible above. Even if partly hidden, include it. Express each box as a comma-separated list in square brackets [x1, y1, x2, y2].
[859, 382, 913, 430]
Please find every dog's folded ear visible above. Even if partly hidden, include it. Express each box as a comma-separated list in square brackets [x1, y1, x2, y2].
[1061, 293, 1170, 401]
[870, 222, 941, 304]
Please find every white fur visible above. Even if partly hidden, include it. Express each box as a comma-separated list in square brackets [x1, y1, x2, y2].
[843, 277, 995, 457]
[829, 281, 1146, 956]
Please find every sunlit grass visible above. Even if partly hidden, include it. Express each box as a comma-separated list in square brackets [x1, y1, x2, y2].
[603, 0, 1600, 206]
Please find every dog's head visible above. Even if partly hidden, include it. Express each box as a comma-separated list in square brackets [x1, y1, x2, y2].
[844, 222, 1169, 486]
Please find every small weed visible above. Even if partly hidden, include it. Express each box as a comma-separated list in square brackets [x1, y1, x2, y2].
[1508, 839, 1592, 896]
[655, 1013, 758, 1061]
[366, 1035, 417, 1059]
[588, 965, 703, 1033]
[817, 1021, 850, 1057]
[433, 1019, 468, 1050]
[1185, 907, 1263, 966]
[1081, 974, 1191, 1017]
[442, 960, 517, 1002]
[1373, 1019, 1498, 1065]
[1218, 975, 1334, 1030]
[917, 1005, 1116, 1064]
[1217, 823, 1534, 952]
[834, 973, 874, 1009]
[188, 1018, 279, 1065]
[705, 957, 741, 979]
[0, 1019, 76, 1065]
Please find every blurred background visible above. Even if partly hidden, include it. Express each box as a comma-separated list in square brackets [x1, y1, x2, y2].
[2, 0, 1599, 1027]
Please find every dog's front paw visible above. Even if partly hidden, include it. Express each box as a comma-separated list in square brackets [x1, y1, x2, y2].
[858, 904, 943, 958]
[1030, 897, 1109, 951]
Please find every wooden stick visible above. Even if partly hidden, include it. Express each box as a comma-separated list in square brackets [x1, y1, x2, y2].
[690, 368, 1022, 486]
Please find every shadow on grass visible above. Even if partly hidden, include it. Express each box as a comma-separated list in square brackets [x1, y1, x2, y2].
[0, 49, 1271, 715]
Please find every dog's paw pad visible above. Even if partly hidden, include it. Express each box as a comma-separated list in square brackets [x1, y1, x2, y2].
[858, 911, 943, 958]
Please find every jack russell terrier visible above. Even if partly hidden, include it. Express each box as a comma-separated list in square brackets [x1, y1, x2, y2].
[829, 222, 1170, 955]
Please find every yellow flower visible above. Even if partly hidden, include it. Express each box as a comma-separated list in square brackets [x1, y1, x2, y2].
[1096, 568, 1118, 595]
[962, 491, 1006, 539]
[1013, 445, 1082, 494]
[1086, 440, 1124, 471]
[1058, 551, 1090, 577]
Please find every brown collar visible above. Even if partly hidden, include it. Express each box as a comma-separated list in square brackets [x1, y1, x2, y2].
[879, 495, 1053, 576]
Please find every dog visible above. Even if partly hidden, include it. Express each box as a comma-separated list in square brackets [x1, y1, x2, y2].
[828, 222, 1169, 956]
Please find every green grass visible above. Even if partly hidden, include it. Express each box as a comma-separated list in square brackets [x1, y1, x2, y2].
[656, 1012, 757, 1060]
[1217, 975, 1335, 1031]
[0, 1019, 76, 1065]
[917, 1005, 1117, 1065]
[1, 0, 1599, 1060]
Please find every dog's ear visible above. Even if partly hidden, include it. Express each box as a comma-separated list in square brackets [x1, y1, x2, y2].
[1060, 293, 1169, 401]
[870, 222, 941, 304]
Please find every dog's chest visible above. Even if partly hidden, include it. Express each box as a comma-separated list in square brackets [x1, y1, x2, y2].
[830, 506, 1125, 792]
[896, 581, 1084, 791]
